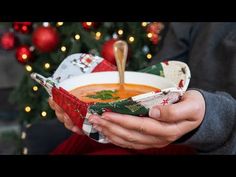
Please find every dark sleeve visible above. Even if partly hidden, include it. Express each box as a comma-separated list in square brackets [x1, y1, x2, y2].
[152, 22, 196, 64]
[177, 89, 236, 154]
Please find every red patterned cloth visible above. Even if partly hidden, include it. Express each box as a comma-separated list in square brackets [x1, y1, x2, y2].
[50, 134, 196, 155]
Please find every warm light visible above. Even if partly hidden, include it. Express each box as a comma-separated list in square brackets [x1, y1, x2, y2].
[44, 63, 50, 69]
[22, 147, 28, 155]
[25, 106, 31, 112]
[147, 33, 153, 38]
[41, 111, 47, 117]
[42, 22, 49, 27]
[74, 34, 80, 40]
[146, 53, 152, 59]
[142, 22, 148, 27]
[57, 22, 64, 26]
[22, 54, 28, 60]
[128, 36, 135, 43]
[117, 29, 123, 35]
[21, 132, 26, 139]
[61, 46, 66, 52]
[95, 32, 101, 40]
[32, 86, 38, 91]
[25, 65, 32, 72]
[96, 32, 101, 37]
[86, 22, 92, 26]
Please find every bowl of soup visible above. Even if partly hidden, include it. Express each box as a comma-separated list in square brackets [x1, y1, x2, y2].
[31, 53, 191, 143]
[53, 70, 180, 128]
[60, 71, 175, 102]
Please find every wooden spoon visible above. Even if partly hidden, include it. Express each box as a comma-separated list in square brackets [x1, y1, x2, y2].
[113, 40, 128, 86]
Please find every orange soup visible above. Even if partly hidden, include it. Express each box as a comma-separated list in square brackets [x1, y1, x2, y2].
[70, 83, 160, 103]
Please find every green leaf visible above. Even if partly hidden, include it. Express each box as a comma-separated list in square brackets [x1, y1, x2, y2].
[86, 90, 119, 100]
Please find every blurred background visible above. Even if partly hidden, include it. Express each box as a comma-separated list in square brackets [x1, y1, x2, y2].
[0, 22, 166, 154]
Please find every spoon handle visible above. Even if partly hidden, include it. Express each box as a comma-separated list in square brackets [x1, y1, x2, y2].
[113, 40, 128, 85]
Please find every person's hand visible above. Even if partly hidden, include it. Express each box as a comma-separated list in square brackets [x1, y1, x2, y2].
[48, 97, 83, 135]
[88, 90, 205, 150]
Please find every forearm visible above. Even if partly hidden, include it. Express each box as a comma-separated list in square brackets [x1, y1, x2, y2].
[177, 89, 236, 154]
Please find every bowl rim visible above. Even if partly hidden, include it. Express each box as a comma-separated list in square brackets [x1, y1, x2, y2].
[59, 71, 176, 91]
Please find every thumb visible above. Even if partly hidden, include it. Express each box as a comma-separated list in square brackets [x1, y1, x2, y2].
[149, 93, 201, 122]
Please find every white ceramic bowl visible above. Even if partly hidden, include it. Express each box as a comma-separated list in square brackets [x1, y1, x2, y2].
[59, 71, 175, 91]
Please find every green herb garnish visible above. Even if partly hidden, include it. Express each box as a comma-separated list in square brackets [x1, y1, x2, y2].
[86, 90, 120, 100]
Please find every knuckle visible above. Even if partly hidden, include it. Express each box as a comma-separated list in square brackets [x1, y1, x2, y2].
[137, 118, 147, 134]
[125, 133, 136, 143]
[107, 136, 122, 146]
[65, 119, 73, 127]
[166, 134, 179, 143]
[64, 122, 73, 130]
[99, 119, 107, 127]
[168, 107, 178, 119]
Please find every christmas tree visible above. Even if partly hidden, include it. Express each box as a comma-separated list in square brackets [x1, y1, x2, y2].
[1, 22, 164, 126]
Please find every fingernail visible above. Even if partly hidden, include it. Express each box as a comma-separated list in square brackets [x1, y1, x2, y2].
[88, 117, 93, 123]
[88, 116, 98, 124]
[101, 115, 106, 119]
[149, 108, 160, 118]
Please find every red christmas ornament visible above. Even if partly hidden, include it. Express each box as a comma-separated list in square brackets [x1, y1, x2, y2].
[151, 33, 159, 45]
[0, 32, 17, 50]
[101, 39, 117, 65]
[13, 22, 32, 34]
[147, 22, 163, 45]
[81, 22, 96, 30]
[32, 26, 59, 53]
[15, 45, 32, 64]
[147, 22, 163, 34]
[101, 39, 131, 65]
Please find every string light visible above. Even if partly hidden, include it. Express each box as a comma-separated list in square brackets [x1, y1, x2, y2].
[147, 33, 153, 38]
[117, 29, 123, 35]
[42, 22, 50, 27]
[44, 63, 50, 69]
[95, 32, 101, 40]
[25, 65, 32, 72]
[56, 22, 64, 27]
[74, 34, 80, 40]
[128, 36, 135, 43]
[25, 106, 31, 113]
[32, 86, 38, 92]
[41, 111, 47, 117]
[61, 46, 66, 52]
[86, 22, 92, 26]
[142, 22, 148, 27]
[146, 53, 152, 59]
[22, 54, 28, 60]
[21, 131, 26, 139]
[22, 147, 28, 155]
